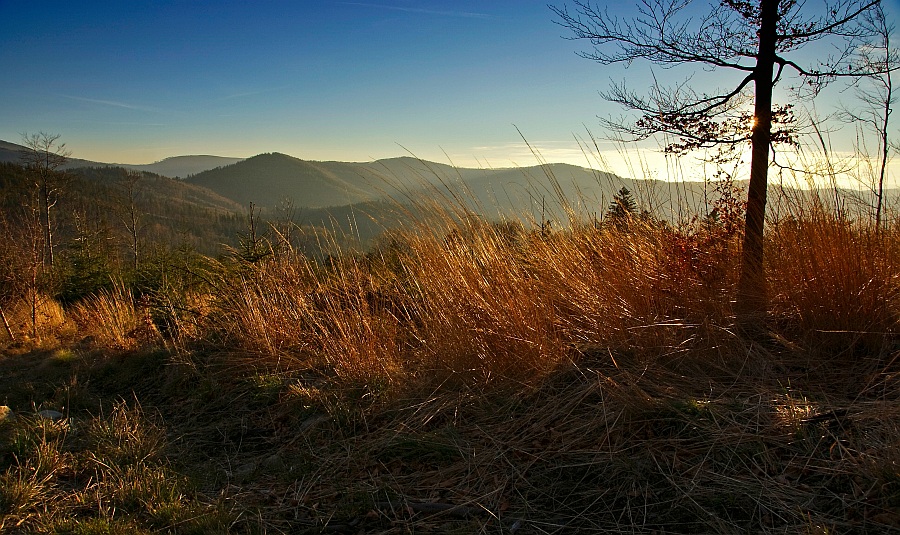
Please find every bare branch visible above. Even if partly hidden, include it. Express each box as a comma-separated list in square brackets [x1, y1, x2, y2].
[551, 0, 892, 322]
[550, 0, 758, 70]
[776, 0, 880, 41]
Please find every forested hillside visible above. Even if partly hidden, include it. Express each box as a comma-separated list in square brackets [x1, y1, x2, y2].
[0, 163, 247, 256]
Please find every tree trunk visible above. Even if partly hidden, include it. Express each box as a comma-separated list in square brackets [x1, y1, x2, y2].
[0, 306, 13, 343]
[129, 199, 139, 272]
[43, 183, 54, 268]
[735, 0, 779, 331]
[876, 58, 892, 232]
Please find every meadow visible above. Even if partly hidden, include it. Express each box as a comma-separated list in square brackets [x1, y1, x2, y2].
[1, 170, 899, 534]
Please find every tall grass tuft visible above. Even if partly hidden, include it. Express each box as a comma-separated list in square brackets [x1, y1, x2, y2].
[217, 257, 318, 359]
[70, 280, 153, 349]
[768, 196, 900, 359]
[211, 211, 749, 392]
[2, 292, 68, 345]
[403, 221, 565, 384]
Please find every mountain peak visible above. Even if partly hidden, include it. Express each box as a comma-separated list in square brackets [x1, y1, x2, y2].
[185, 152, 373, 208]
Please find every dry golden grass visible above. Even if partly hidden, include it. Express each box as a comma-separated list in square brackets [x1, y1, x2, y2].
[768, 203, 900, 355]
[208, 182, 898, 397]
[3, 173, 900, 533]
[402, 223, 566, 384]
[69, 281, 142, 349]
[1, 292, 69, 345]
[177, 184, 899, 531]
[211, 203, 755, 393]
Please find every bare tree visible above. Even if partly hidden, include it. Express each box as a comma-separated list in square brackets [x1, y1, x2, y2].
[551, 0, 892, 329]
[841, 3, 896, 230]
[122, 171, 145, 272]
[19, 132, 70, 268]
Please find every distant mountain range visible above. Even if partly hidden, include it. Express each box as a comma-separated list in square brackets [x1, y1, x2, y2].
[1, 138, 655, 218]
[2, 138, 888, 247]
[183, 151, 666, 220]
[0, 140, 243, 178]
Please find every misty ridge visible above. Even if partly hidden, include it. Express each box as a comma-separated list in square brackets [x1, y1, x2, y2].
[1, 138, 891, 255]
[2, 137, 689, 252]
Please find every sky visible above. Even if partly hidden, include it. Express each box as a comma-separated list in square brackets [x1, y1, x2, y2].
[2, 0, 899, 184]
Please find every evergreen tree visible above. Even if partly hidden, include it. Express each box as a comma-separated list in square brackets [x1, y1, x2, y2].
[607, 187, 637, 220]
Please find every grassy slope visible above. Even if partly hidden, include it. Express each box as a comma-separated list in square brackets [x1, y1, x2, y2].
[1, 188, 900, 534]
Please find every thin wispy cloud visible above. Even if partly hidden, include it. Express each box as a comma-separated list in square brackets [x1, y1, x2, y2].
[339, 2, 493, 19]
[60, 95, 160, 113]
[68, 119, 168, 127]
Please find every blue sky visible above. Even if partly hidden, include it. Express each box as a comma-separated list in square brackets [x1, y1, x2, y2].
[2, 0, 899, 181]
[1, 1, 603, 166]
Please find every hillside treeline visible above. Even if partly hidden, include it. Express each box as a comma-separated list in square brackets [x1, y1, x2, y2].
[0, 162, 252, 311]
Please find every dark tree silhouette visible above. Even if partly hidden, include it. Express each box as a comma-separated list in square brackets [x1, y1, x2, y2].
[551, 0, 892, 329]
[608, 186, 638, 220]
